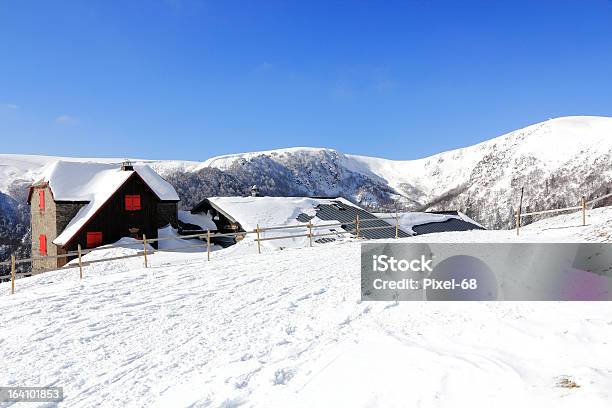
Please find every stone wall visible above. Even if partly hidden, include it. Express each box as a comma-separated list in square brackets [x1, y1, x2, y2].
[30, 186, 58, 271]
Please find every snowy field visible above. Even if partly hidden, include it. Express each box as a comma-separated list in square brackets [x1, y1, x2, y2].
[1, 208, 612, 407]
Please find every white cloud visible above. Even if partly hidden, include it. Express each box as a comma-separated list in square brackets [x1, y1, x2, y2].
[55, 115, 79, 125]
[2, 103, 19, 109]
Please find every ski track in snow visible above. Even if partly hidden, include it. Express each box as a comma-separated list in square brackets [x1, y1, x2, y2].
[1, 209, 612, 407]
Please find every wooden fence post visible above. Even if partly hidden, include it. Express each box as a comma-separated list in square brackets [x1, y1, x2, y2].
[256, 224, 261, 254]
[515, 210, 520, 236]
[355, 214, 360, 238]
[395, 211, 399, 239]
[582, 196, 586, 226]
[143, 234, 148, 268]
[77, 244, 83, 279]
[516, 187, 524, 236]
[11, 255, 15, 295]
[308, 221, 313, 247]
[206, 230, 211, 261]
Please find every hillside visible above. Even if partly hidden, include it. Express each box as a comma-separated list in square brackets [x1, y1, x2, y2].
[1, 208, 612, 407]
[3, 116, 612, 217]
[1, 116, 612, 271]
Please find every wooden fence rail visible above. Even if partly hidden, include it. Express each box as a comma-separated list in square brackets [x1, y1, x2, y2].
[1, 215, 404, 293]
[587, 191, 612, 206]
[518, 206, 582, 218]
[515, 189, 612, 235]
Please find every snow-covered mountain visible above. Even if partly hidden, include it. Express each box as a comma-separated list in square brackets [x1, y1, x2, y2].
[174, 116, 612, 227]
[1, 115, 612, 269]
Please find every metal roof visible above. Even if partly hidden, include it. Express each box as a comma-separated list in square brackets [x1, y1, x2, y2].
[315, 201, 411, 239]
[411, 218, 485, 235]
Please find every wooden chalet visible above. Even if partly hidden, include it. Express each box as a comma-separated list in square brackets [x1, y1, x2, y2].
[28, 160, 179, 271]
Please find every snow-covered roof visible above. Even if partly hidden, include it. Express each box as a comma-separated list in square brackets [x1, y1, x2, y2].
[33, 161, 179, 246]
[206, 196, 355, 228]
[204, 196, 363, 249]
[33, 160, 179, 202]
[178, 210, 217, 231]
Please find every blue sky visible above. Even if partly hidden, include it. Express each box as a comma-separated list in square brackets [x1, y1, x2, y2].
[1, 0, 611, 161]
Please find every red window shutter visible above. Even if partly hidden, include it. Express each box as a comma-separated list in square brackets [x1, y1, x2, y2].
[86, 232, 103, 248]
[39, 234, 47, 255]
[125, 195, 141, 211]
[39, 189, 45, 210]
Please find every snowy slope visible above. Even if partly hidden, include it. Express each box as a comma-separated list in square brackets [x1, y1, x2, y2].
[346, 116, 612, 198]
[1, 208, 612, 407]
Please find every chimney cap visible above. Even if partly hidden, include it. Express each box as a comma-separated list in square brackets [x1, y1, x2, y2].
[121, 159, 134, 171]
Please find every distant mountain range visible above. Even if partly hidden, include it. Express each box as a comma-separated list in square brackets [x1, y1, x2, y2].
[2, 115, 612, 270]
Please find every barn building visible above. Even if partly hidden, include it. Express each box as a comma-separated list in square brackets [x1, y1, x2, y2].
[189, 196, 411, 248]
[189, 196, 484, 249]
[28, 160, 179, 271]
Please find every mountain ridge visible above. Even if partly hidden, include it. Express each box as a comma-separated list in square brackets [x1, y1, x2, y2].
[1, 115, 612, 272]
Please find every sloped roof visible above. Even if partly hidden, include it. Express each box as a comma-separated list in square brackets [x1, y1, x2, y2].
[29, 161, 179, 247]
[178, 210, 217, 232]
[205, 196, 334, 231]
[31, 160, 179, 202]
[374, 211, 485, 235]
[411, 218, 485, 235]
[313, 201, 410, 239]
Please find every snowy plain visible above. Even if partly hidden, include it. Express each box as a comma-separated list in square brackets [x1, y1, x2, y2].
[1, 207, 612, 407]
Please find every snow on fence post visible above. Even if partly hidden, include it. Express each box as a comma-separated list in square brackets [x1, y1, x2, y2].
[11, 254, 15, 295]
[78, 244, 83, 279]
[308, 221, 313, 247]
[256, 224, 261, 254]
[143, 234, 149, 268]
[582, 196, 586, 226]
[206, 230, 211, 261]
